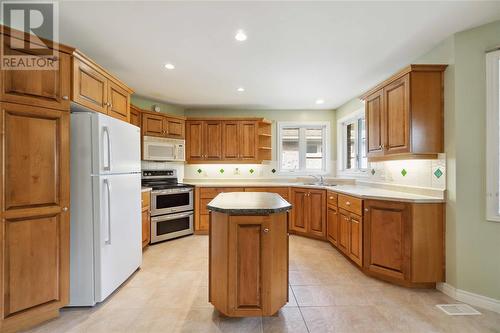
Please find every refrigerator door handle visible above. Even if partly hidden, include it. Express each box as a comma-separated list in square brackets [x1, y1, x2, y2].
[103, 126, 111, 171]
[104, 178, 112, 245]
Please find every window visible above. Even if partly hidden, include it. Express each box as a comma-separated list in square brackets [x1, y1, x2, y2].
[337, 110, 367, 173]
[486, 49, 500, 222]
[278, 122, 330, 174]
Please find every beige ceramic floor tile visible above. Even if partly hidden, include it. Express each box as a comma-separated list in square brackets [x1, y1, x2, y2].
[262, 307, 308, 333]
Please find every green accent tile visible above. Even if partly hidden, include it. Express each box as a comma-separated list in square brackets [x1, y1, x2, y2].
[219, 168, 224, 174]
[249, 168, 255, 174]
[197, 168, 202, 174]
[371, 169, 376, 175]
[434, 168, 443, 179]
[401, 169, 407, 177]
[271, 168, 276, 173]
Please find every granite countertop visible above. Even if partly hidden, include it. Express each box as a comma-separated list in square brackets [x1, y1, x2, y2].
[141, 187, 152, 192]
[207, 192, 292, 215]
[184, 180, 445, 203]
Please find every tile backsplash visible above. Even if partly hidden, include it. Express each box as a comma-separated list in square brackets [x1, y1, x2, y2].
[365, 155, 446, 189]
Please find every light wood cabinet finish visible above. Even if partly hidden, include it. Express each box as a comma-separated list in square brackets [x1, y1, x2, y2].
[0, 41, 71, 111]
[141, 191, 151, 248]
[139, 109, 186, 139]
[186, 121, 205, 162]
[337, 208, 363, 267]
[338, 194, 362, 216]
[290, 188, 326, 239]
[363, 200, 444, 286]
[209, 211, 288, 317]
[166, 117, 185, 138]
[72, 51, 133, 122]
[222, 121, 240, 160]
[239, 121, 258, 160]
[361, 65, 447, 161]
[0, 102, 70, 331]
[142, 112, 167, 137]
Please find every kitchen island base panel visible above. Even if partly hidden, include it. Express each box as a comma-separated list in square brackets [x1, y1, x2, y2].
[209, 211, 288, 317]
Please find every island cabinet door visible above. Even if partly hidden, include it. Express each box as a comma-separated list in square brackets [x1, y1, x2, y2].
[290, 188, 308, 233]
[227, 214, 287, 316]
[363, 200, 410, 280]
[307, 189, 326, 239]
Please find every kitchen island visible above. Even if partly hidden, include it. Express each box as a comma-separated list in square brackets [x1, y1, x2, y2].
[207, 192, 292, 317]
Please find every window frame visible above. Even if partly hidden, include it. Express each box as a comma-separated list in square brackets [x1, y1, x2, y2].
[277, 121, 330, 175]
[486, 49, 500, 222]
[337, 107, 368, 176]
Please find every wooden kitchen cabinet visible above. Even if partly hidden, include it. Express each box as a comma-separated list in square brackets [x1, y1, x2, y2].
[142, 112, 167, 137]
[327, 205, 339, 246]
[0, 102, 70, 332]
[361, 65, 447, 161]
[141, 190, 151, 248]
[363, 200, 444, 286]
[129, 105, 141, 127]
[166, 117, 185, 138]
[186, 118, 269, 163]
[0, 38, 72, 111]
[290, 188, 326, 239]
[195, 187, 245, 234]
[72, 50, 133, 122]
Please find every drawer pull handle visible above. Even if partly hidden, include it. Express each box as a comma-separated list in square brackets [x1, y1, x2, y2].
[329, 196, 334, 200]
[263, 228, 269, 233]
[352, 220, 359, 224]
[364, 208, 369, 212]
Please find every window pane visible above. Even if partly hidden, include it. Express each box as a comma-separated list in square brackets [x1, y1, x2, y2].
[281, 128, 299, 170]
[306, 128, 323, 170]
[346, 123, 356, 169]
[358, 117, 368, 169]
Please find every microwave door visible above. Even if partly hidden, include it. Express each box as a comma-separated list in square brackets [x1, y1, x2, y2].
[145, 142, 175, 161]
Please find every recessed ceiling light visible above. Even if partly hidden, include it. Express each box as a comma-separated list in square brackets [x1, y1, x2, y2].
[315, 99, 325, 105]
[235, 30, 247, 42]
[237, 87, 245, 92]
[164, 63, 175, 70]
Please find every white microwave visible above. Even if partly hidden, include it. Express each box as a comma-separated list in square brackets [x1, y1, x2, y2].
[143, 136, 185, 161]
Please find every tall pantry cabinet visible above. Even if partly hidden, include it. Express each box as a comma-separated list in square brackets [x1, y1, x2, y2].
[0, 27, 71, 332]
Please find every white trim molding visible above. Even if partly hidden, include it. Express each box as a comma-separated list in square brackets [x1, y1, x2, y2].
[336, 106, 368, 176]
[486, 49, 500, 222]
[437, 282, 500, 314]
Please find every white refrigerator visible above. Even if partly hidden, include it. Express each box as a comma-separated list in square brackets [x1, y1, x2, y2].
[69, 111, 142, 306]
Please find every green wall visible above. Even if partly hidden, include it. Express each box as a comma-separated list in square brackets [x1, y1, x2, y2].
[185, 108, 337, 167]
[131, 95, 185, 116]
[335, 20, 500, 300]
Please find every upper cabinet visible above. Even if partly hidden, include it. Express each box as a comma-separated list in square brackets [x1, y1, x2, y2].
[141, 110, 186, 139]
[0, 32, 72, 111]
[186, 118, 271, 164]
[72, 50, 133, 122]
[361, 65, 447, 161]
[129, 105, 141, 127]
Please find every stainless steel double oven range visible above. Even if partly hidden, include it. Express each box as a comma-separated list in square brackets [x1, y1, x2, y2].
[142, 170, 194, 244]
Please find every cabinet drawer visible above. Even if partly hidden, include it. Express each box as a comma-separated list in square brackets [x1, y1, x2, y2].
[141, 191, 150, 208]
[338, 194, 362, 215]
[327, 191, 338, 206]
[199, 187, 244, 199]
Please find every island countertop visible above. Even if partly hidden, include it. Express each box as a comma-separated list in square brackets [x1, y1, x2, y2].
[207, 192, 292, 215]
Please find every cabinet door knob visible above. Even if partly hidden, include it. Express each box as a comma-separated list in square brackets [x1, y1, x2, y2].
[62, 95, 69, 100]
[62, 207, 68, 212]
[263, 228, 269, 233]
[364, 208, 369, 212]
[329, 196, 334, 200]
[346, 201, 351, 206]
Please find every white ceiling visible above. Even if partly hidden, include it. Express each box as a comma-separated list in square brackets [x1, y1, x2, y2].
[59, 1, 500, 110]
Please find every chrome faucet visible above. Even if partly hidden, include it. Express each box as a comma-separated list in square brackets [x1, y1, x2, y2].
[309, 175, 325, 184]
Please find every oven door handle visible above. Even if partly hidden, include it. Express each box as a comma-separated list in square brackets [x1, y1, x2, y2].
[151, 212, 193, 222]
[152, 188, 193, 195]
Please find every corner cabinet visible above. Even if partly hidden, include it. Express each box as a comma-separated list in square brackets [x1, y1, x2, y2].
[363, 200, 444, 286]
[361, 65, 447, 161]
[186, 118, 270, 164]
[290, 188, 326, 239]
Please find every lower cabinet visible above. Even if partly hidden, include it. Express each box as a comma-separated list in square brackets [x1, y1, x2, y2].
[326, 205, 338, 246]
[290, 188, 326, 239]
[141, 191, 151, 248]
[363, 200, 444, 286]
[336, 208, 363, 267]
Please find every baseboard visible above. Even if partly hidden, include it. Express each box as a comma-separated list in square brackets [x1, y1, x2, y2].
[437, 282, 500, 314]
